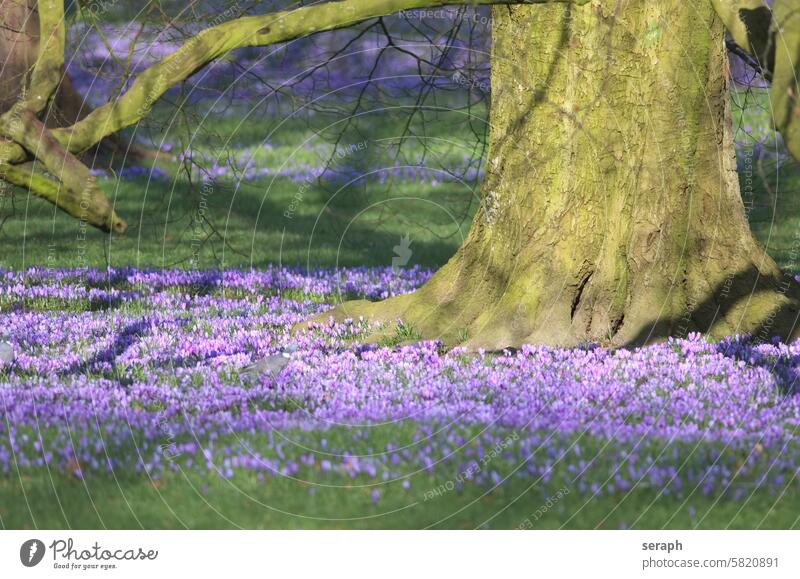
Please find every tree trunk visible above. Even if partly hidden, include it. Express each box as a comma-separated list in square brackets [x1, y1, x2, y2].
[0, 0, 83, 125]
[0, 1, 158, 160]
[308, 0, 800, 349]
[0, 0, 38, 115]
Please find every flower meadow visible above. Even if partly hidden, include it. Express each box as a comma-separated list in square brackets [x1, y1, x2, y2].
[1, 266, 799, 512]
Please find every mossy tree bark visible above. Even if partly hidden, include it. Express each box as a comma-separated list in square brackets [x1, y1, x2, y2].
[311, 0, 800, 348]
[0, 0, 38, 115]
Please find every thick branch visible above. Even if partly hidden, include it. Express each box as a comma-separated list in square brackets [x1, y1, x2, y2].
[0, 160, 67, 208]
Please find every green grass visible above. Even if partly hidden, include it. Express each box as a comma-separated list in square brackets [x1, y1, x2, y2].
[4, 418, 798, 529]
[3, 471, 797, 529]
[0, 112, 481, 270]
[0, 172, 475, 271]
[376, 319, 424, 347]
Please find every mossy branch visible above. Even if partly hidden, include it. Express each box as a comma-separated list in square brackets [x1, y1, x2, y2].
[0, 0, 68, 160]
[58, 0, 590, 154]
[1, 161, 66, 208]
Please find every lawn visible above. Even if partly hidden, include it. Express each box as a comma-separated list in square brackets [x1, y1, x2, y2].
[5, 470, 799, 529]
[0, 112, 482, 271]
